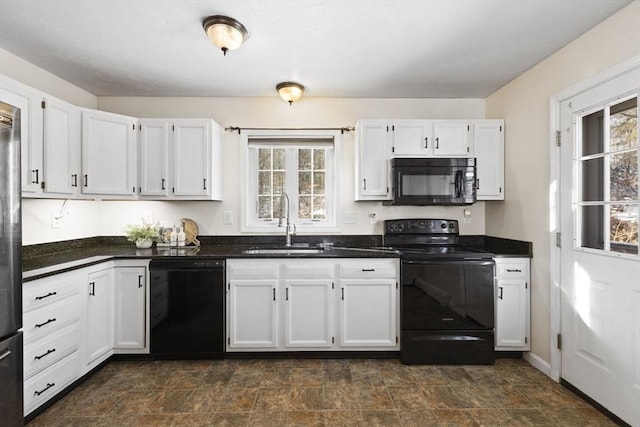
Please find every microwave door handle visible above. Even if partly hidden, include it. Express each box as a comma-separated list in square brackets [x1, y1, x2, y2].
[454, 170, 462, 198]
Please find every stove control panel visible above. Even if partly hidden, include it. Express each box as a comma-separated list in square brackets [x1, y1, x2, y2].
[384, 219, 458, 235]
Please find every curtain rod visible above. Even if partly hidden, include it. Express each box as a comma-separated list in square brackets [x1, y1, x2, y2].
[224, 126, 355, 134]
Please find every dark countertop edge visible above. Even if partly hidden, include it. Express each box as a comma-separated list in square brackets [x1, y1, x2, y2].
[23, 234, 532, 281]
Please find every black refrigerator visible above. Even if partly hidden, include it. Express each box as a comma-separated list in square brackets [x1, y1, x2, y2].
[0, 101, 24, 425]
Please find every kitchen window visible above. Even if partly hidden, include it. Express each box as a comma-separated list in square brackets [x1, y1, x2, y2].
[577, 95, 638, 256]
[242, 131, 340, 232]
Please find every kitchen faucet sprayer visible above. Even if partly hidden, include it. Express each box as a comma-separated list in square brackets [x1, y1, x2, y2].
[278, 192, 295, 246]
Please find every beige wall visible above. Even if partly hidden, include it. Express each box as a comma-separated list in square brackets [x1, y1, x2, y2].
[485, 1, 640, 364]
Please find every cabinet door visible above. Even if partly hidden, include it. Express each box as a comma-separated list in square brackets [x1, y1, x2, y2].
[284, 279, 333, 348]
[81, 110, 137, 196]
[495, 279, 528, 349]
[42, 97, 80, 196]
[355, 120, 391, 200]
[392, 120, 432, 156]
[172, 120, 211, 197]
[339, 279, 397, 347]
[86, 268, 113, 364]
[138, 120, 170, 197]
[474, 120, 504, 200]
[433, 120, 471, 156]
[228, 279, 278, 349]
[0, 79, 44, 194]
[113, 267, 146, 349]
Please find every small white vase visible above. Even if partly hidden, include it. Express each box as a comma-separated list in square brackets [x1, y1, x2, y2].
[135, 237, 153, 249]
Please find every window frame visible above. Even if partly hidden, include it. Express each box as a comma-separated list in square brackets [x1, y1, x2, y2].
[574, 93, 639, 258]
[241, 129, 341, 233]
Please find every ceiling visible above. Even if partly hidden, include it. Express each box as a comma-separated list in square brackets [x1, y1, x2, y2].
[0, 0, 632, 99]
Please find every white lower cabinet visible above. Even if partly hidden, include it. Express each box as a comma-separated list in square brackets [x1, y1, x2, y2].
[113, 265, 147, 351]
[85, 267, 114, 369]
[226, 258, 399, 352]
[22, 269, 84, 416]
[494, 258, 530, 351]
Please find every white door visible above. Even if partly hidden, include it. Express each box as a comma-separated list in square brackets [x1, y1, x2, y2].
[228, 279, 278, 349]
[173, 120, 210, 197]
[113, 267, 146, 349]
[86, 268, 113, 364]
[433, 120, 471, 156]
[339, 279, 397, 347]
[284, 279, 333, 348]
[474, 120, 504, 200]
[355, 120, 391, 199]
[559, 68, 639, 426]
[392, 120, 432, 156]
[138, 120, 170, 197]
[43, 97, 80, 195]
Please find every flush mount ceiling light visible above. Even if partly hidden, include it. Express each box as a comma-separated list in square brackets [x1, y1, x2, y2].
[276, 82, 305, 105]
[202, 15, 248, 56]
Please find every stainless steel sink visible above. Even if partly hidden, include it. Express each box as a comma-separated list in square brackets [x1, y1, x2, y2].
[242, 248, 324, 255]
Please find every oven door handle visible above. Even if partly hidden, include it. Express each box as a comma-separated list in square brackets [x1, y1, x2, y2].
[402, 259, 494, 266]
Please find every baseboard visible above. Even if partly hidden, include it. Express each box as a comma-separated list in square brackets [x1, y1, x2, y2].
[523, 351, 553, 378]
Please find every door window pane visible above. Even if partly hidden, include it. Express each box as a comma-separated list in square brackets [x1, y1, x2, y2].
[581, 205, 605, 250]
[610, 204, 638, 255]
[610, 98, 637, 152]
[582, 109, 604, 156]
[610, 151, 638, 201]
[581, 157, 604, 202]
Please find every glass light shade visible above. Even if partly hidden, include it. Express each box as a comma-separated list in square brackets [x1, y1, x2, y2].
[276, 82, 305, 105]
[203, 16, 248, 55]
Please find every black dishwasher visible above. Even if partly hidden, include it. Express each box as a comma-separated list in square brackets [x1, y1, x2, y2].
[149, 259, 225, 359]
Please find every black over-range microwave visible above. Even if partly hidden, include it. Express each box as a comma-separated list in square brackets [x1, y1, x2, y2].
[385, 157, 477, 206]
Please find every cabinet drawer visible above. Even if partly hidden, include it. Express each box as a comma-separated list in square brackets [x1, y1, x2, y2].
[24, 324, 80, 379]
[227, 261, 278, 279]
[23, 297, 81, 344]
[339, 259, 398, 278]
[283, 262, 334, 278]
[23, 274, 80, 313]
[496, 261, 528, 279]
[24, 351, 80, 415]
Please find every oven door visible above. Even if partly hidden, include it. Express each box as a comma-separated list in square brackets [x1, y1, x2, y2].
[401, 259, 495, 331]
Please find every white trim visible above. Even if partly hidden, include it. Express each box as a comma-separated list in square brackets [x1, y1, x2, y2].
[549, 55, 640, 386]
[524, 351, 554, 379]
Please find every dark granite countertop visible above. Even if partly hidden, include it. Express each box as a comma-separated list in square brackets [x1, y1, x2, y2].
[23, 234, 531, 281]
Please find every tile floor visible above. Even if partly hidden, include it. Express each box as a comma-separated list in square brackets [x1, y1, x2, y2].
[27, 358, 618, 426]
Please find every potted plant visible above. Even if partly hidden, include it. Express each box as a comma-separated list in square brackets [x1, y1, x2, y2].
[125, 220, 160, 248]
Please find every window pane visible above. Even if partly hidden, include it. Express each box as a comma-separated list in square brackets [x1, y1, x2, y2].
[580, 205, 605, 250]
[313, 196, 326, 219]
[581, 158, 604, 202]
[582, 109, 604, 156]
[298, 172, 311, 194]
[258, 196, 272, 219]
[610, 204, 638, 255]
[273, 171, 285, 195]
[313, 172, 325, 194]
[610, 150, 638, 201]
[610, 98, 638, 152]
[313, 149, 325, 169]
[258, 171, 271, 195]
[298, 196, 311, 219]
[272, 195, 283, 219]
[298, 149, 311, 170]
[258, 148, 271, 170]
[273, 149, 286, 170]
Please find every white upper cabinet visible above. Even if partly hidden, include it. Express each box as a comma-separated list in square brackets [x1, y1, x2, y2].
[138, 119, 223, 200]
[473, 120, 504, 200]
[0, 77, 44, 195]
[81, 109, 137, 198]
[138, 120, 170, 197]
[432, 120, 471, 156]
[42, 97, 81, 196]
[391, 120, 432, 156]
[354, 120, 392, 200]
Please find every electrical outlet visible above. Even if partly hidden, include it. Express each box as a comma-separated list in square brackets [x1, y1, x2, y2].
[51, 212, 62, 229]
[343, 211, 357, 224]
[368, 212, 377, 225]
[223, 210, 233, 225]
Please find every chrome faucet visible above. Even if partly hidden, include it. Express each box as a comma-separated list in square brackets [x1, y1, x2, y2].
[278, 192, 295, 246]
